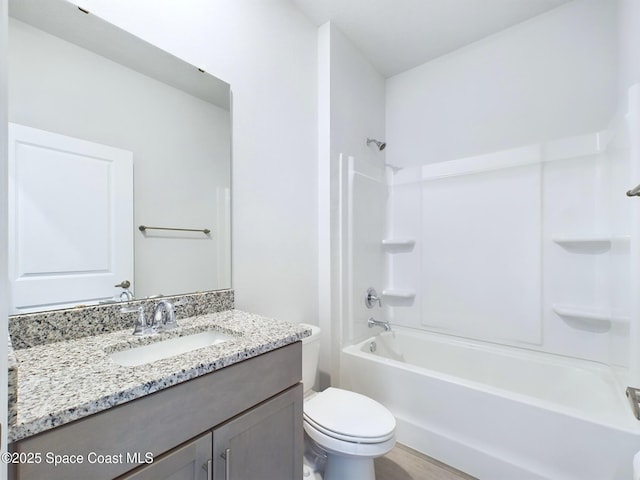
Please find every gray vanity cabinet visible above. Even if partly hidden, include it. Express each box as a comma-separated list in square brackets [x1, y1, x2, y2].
[118, 385, 302, 480]
[212, 384, 303, 480]
[10, 342, 302, 480]
[118, 432, 212, 480]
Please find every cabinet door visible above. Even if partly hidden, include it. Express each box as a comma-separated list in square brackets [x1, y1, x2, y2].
[117, 432, 211, 480]
[213, 384, 303, 480]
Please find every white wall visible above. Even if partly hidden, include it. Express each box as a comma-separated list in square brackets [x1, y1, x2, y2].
[78, 0, 319, 325]
[317, 23, 386, 384]
[317, 23, 332, 388]
[386, 0, 619, 168]
[8, 18, 231, 299]
[326, 24, 386, 163]
[618, 0, 640, 101]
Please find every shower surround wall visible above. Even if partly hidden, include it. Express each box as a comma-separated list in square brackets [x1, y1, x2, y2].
[340, 155, 386, 345]
[378, 0, 630, 368]
[386, 129, 632, 366]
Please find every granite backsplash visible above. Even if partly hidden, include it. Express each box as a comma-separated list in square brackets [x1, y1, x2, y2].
[8, 289, 234, 350]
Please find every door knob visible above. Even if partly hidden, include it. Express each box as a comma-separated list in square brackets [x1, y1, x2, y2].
[626, 183, 640, 197]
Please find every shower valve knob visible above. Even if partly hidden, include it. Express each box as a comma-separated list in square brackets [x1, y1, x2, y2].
[365, 287, 382, 309]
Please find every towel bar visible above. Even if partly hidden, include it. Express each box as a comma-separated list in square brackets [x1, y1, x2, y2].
[138, 225, 211, 234]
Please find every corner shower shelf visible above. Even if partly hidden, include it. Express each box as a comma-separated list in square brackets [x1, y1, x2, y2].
[381, 289, 416, 307]
[382, 289, 416, 299]
[552, 304, 630, 333]
[382, 239, 416, 253]
[551, 235, 630, 254]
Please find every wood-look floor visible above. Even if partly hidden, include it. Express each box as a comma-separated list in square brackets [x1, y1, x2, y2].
[375, 444, 477, 480]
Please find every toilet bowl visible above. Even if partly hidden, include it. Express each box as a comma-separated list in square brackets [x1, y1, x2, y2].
[300, 324, 396, 480]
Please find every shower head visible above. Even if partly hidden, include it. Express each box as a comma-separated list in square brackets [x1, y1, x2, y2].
[366, 138, 386, 151]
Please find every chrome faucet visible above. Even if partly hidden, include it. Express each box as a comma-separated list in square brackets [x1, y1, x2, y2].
[153, 300, 177, 331]
[368, 317, 391, 331]
[115, 280, 134, 302]
[119, 289, 134, 302]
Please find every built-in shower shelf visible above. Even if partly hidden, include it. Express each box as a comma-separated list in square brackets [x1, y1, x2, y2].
[382, 289, 416, 299]
[552, 304, 630, 333]
[382, 239, 416, 253]
[551, 235, 629, 253]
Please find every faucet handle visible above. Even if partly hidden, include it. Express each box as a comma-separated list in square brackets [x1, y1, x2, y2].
[166, 301, 178, 330]
[365, 287, 382, 309]
[121, 306, 150, 335]
[154, 300, 178, 331]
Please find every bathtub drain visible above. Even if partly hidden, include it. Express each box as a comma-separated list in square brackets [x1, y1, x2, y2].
[369, 341, 377, 353]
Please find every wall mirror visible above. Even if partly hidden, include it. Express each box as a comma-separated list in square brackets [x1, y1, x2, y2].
[7, 0, 232, 314]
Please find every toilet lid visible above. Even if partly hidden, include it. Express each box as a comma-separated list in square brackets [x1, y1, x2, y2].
[304, 388, 396, 442]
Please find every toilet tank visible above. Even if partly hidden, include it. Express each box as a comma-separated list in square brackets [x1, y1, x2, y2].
[300, 323, 321, 394]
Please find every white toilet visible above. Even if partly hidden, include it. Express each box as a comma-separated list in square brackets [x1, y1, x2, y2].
[300, 323, 396, 480]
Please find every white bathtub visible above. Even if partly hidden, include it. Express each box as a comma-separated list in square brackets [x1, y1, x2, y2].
[341, 327, 640, 480]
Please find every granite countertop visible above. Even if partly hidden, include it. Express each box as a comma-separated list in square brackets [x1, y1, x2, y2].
[9, 309, 310, 443]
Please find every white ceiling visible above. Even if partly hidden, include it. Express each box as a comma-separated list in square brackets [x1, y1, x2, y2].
[292, 0, 572, 77]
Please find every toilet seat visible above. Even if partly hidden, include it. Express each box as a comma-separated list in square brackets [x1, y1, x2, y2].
[304, 420, 396, 458]
[303, 387, 396, 444]
[304, 415, 394, 444]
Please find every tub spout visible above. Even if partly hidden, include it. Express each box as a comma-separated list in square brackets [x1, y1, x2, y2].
[368, 317, 391, 331]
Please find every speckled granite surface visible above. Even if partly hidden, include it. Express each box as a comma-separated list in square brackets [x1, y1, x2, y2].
[9, 289, 234, 349]
[9, 309, 310, 443]
[8, 335, 18, 428]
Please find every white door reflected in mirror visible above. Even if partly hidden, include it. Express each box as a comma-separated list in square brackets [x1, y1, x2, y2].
[8, 123, 134, 313]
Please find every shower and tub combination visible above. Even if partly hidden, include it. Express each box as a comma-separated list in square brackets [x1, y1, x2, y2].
[343, 327, 638, 479]
[334, 86, 640, 479]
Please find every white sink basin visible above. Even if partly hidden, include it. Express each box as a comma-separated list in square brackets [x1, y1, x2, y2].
[109, 330, 236, 367]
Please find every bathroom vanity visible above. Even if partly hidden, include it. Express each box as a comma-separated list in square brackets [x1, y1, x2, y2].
[8, 307, 308, 480]
[6, 2, 305, 477]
